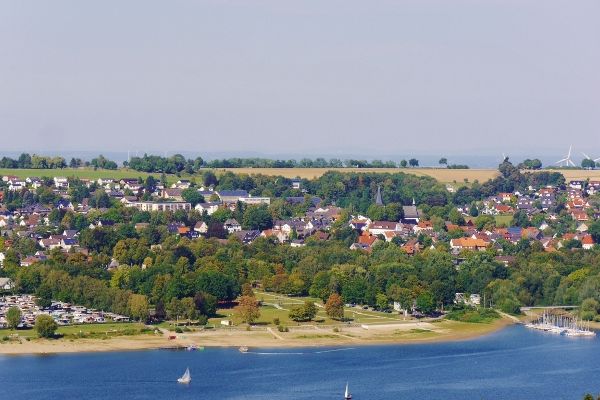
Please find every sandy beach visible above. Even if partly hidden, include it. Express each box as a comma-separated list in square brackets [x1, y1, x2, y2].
[0, 316, 514, 355]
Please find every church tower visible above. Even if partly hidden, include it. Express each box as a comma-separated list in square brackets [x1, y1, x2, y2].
[375, 185, 384, 206]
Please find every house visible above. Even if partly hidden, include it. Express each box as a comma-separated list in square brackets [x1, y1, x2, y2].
[20, 256, 42, 267]
[402, 203, 420, 223]
[569, 180, 585, 190]
[124, 201, 191, 212]
[60, 238, 78, 251]
[368, 221, 401, 236]
[239, 196, 271, 206]
[194, 221, 208, 234]
[582, 235, 595, 250]
[53, 177, 69, 189]
[161, 188, 184, 201]
[232, 230, 261, 244]
[261, 229, 288, 243]
[39, 237, 62, 250]
[587, 181, 600, 195]
[350, 217, 371, 232]
[495, 255, 516, 266]
[171, 180, 192, 189]
[401, 239, 420, 255]
[450, 237, 489, 251]
[97, 178, 115, 186]
[498, 193, 513, 202]
[177, 226, 191, 236]
[571, 210, 589, 222]
[291, 179, 302, 190]
[223, 219, 242, 233]
[495, 204, 513, 214]
[0, 277, 14, 291]
[194, 202, 221, 215]
[217, 190, 250, 204]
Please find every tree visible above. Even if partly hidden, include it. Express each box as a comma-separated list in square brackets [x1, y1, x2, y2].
[235, 296, 260, 324]
[439, 158, 448, 166]
[128, 294, 149, 321]
[289, 300, 318, 322]
[416, 291, 435, 314]
[582, 158, 596, 169]
[325, 293, 344, 320]
[6, 307, 21, 330]
[155, 300, 167, 321]
[35, 314, 58, 338]
[180, 297, 198, 320]
[166, 298, 184, 320]
[193, 292, 217, 316]
[399, 160, 408, 168]
[181, 188, 203, 206]
[408, 158, 419, 167]
[242, 205, 273, 230]
[241, 283, 254, 297]
[35, 284, 53, 308]
[588, 221, 600, 244]
[376, 293, 389, 311]
[203, 171, 218, 187]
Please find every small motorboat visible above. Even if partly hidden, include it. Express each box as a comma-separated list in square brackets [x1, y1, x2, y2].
[239, 346, 249, 353]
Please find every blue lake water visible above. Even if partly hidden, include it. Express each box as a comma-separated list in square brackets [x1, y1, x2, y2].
[1, 325, 599, 400]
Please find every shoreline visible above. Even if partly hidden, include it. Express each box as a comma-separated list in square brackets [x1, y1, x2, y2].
[0, 316, 515, 356]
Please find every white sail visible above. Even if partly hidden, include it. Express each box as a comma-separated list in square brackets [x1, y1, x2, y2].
[178, 367, 191, 384]
[345, 382, 351, 399]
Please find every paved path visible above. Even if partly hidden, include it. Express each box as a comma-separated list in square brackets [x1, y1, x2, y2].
[266, 327, 284, 340]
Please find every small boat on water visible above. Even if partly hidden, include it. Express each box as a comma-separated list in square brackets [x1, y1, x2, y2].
[344, 382, 352, 400]
[239, 346, 249, 353]
[177, 367, 191, 384]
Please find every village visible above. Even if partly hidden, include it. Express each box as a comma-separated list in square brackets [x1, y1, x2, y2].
[0, 172, 598, 271]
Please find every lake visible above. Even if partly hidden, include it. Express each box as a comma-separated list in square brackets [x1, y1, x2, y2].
[1, 325, 599, 400]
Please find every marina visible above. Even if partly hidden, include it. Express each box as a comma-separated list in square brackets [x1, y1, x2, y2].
[524, 311, 596, 337]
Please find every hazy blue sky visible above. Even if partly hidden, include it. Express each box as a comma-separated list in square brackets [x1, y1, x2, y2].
[1, 0, 599, 159]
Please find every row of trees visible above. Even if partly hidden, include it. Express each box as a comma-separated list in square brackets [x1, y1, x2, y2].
[0, 154, 66, 169]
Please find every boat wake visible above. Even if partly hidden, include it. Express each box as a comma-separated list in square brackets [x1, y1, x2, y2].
[246, 348, 356, 356]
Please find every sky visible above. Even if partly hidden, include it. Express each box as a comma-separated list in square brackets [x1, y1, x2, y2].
[1, 0, 599, 162]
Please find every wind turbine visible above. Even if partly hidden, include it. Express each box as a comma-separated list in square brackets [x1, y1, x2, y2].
[581, 152, 600, 163]
[556, 145, 576, 167]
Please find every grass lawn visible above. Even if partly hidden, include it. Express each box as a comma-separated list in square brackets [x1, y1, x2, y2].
[206, 291, 410, 328]
[0, 322, 151, 341]
[56, 322, 151, 338]
[495, 215, 513, 226]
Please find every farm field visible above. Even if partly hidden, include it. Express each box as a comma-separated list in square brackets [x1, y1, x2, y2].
[0, 168, 154, 181]
[216, 167, 500, 183]
[2, 167, 600, 185]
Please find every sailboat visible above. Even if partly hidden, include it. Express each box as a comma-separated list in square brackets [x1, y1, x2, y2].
[177, 367, 191, 384]
[344, 382, 352, 400]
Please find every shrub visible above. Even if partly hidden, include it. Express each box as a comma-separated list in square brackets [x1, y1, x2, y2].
[273, 318, 280, 326]
[446, 307, 500, 323]
[35, 315, 58, 338]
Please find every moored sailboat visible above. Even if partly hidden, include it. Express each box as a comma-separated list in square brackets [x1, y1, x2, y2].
[344, 382, 352, 400]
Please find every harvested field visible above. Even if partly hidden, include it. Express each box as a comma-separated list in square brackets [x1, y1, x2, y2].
[216, 167, 499, 183]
